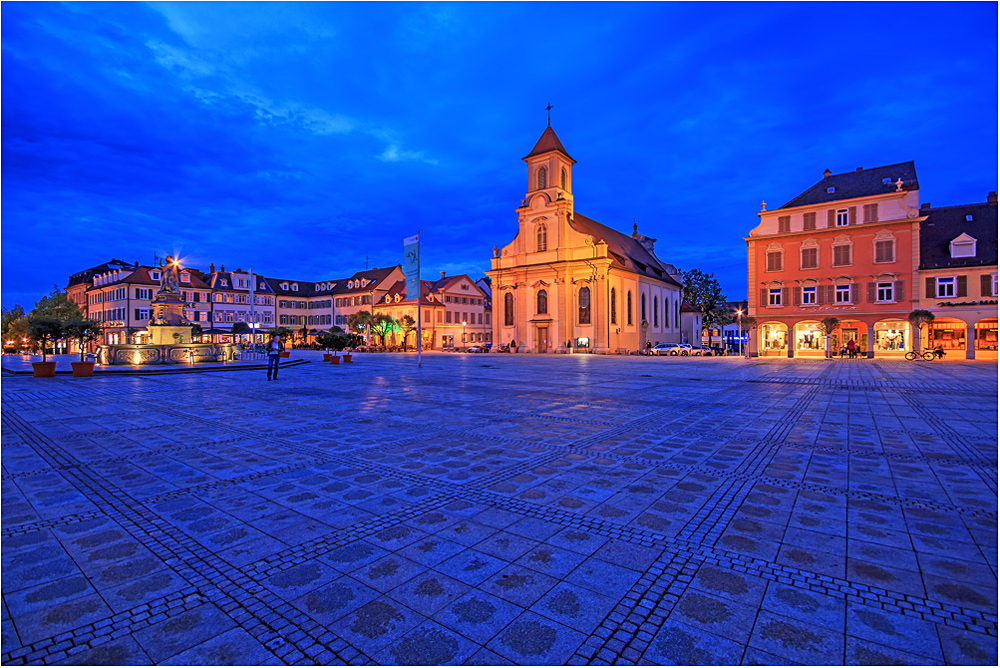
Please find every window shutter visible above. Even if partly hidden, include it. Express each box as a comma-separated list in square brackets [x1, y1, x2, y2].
[849, 207, 857, 225]
[793, 287, 801, 305]
[957, 275, 967, 298]
[817, 286, 826, 305]
[827, 210, 836, 227]
[894, 280, 904, 302]
[828, 285, 836, 304]
[925, 277, 936, 298]
[760, 288, 767, 306]
[781, 288, 789, 306]
[867, 282, 876, 302]
[851, 283, 859, 303]
[982, 274, 992, 297]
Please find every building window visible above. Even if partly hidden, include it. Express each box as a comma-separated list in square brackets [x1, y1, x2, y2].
[537, 166, 547, 190]
[446, 311, 452, 323]
[150, 271, 161, 281]
[653, 297, 658, 326]
[803, 212, 817, 231]
[800, 248, 818, 269]
[875, 240, 894, 263]
[641, 294, 647, 322]
[778, 216, 791, 233]
[766, 251, 783, 272]
[836, 209, 849, 226]
[504, 293, 514, 326]
[627, 291, 633, 325]
[768, 288, 782, 306]
[835, 285, 851, 303]
[877, 282, 894, 302]
[136, 288, 152, 300]
[802, 287, 816, 304]
[561, 168, 567, 190]
[537, 289, 548, 314]
[536, 224, 547, 252]
[579, 287, 591, 324]
[609, 288, 617, 324]
[833, 244, 851, 266]
[937, 276, 955, 298]
[863, 203, 878, 223]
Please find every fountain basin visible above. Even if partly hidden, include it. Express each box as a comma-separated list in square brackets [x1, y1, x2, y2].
[98, 343, 236, 366]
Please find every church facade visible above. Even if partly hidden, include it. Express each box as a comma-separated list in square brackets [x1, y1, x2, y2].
[488, 126, 696, 353]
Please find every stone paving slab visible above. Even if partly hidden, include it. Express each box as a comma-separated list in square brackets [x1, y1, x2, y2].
[1, 351, 996, 665]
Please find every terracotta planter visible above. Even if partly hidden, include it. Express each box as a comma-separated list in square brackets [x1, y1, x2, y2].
[322, 353, 332, 362]
[342, 354, 352, 363]
[71, 362, 96, 377]
[280, 351, 290, 358]
[32, 362, 57, 378]
[330, 356, 341, 364]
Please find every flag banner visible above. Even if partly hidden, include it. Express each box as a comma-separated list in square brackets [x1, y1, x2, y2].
[403, 234, 420, 299]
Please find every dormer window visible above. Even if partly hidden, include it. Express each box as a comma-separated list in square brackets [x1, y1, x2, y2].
[950, 234, 977, 258]
[280, 282, 288, 290]
[180, 273, 190, 283]
[150, 270, 161, 281]
[292, 284, 298, 291]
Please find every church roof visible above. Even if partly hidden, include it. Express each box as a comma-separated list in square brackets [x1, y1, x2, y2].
[568, 213, 682, 287]
[523, 126, 575, 163]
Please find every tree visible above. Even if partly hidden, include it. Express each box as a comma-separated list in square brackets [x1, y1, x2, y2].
[30, 285, 83, 321]
[369, 314, 396, 347]
[399, 315, 416, 351]
[64, 319, 103, 362]
[315, 332, 337, 352]
[298, 323, 309, 346]
[266, 326, 294, 345]
[27, 317, 64, 363]
[681, 269, 728, 347]
[347, 310, 372, 343]
[2, 304, 26, 338]
[908, 309, 935, 355]
[820, 316, 840, 359]
[191, 323, 203, 340]
[329, 333, 349, 356]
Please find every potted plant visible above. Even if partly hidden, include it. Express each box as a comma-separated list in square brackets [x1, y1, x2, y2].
[315, 332, 335, 362]
[27, 317, 63, 377]
[908, 309, 935, 357]
[328, 333, 348, 363]
[820, 316, 840, 359]
[64, 319, 102, 377]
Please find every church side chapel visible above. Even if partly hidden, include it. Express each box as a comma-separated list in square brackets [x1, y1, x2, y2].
[489, 123, 700, 353]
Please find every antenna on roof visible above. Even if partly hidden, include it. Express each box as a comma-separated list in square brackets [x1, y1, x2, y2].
[365, 255, 372, 270]
[545, 102, 553, 126]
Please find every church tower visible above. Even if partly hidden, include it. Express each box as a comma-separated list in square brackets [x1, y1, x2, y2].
[523, 125, 575, 206]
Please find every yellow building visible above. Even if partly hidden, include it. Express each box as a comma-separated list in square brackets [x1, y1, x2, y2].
[488, 125, 690, 353]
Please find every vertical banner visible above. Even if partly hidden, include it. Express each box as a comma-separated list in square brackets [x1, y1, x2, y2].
[403, 233, 422, 367]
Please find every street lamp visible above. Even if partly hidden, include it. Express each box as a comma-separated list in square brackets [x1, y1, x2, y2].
[736, 309, 743, 357]
[462, 320, 467, 351]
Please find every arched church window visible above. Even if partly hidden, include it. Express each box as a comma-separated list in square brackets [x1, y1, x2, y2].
[653, 296, 658, 327]
[627, 291, 633, 325]
[504, 293, 514, 326]
[676, 301, 680, 326]
[641, 294, 647, 323]
[537, 167, 547, 190]
[610, 288, 617, 324]
[579, 287, 591, 324]
[561, 169, 567, 190]
[536, 224, 547, 252]
[537, 289, 548, 315]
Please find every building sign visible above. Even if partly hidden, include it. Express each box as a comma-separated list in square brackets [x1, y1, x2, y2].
[936, 300, 998, 307]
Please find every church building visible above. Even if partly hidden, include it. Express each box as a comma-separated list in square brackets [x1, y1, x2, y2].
[488, 125, 695, 353]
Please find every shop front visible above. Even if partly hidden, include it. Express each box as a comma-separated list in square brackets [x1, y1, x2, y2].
[874, 320, 910, 356]
[926, 318, 966, 354]
[793, 322, 825, 357]
[975, 318, 998, 359]
[759, 322, 787, 356]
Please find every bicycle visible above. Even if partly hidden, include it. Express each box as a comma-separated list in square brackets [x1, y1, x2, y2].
[905, 348, 946, 361]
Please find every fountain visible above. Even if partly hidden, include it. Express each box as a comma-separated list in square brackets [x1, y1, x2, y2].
[98, 256, 236, 365]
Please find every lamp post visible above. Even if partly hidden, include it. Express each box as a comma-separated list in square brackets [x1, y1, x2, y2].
[736, 309, 743, 357]
[462, 320, 467, 352]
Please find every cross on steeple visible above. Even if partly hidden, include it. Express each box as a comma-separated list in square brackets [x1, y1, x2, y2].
[545, 102, 553, 126]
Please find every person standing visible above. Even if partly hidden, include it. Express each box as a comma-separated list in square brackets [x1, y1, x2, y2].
[847, 338, 857, 359]
[266, 333, 283, 381]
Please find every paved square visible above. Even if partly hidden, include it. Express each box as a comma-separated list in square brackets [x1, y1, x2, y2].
[2, 353, 997, 665]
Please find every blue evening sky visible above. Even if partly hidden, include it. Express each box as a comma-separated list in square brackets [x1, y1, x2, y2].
[3, 2, 997, 309]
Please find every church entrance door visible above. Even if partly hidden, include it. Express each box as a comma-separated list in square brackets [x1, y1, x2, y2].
[536, 327, 548, 353]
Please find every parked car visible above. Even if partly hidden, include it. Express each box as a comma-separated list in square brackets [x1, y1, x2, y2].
[676, 344, 693, 356]
[689, 345, 714, 356]
[466, 345, 487, 353]
[650, 343, 682, 356]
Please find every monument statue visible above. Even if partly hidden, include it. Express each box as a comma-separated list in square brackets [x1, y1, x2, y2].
[160, 256, 181, 293]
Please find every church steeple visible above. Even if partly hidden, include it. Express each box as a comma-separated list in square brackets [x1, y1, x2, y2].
[523, 126, 575, 197]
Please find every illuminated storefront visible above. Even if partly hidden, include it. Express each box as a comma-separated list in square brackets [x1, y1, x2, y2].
[794, 322, 823, 354]
[975, 318, 998, 353]
[760, 323, 787, 354]
[927, 318, 966, 352]
[874, 321, 910, 354]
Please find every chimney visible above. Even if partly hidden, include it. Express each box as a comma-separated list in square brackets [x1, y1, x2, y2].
[921, 203, 931, 211]
[823, 169, 831, 179]
[220, 264, 225, 272]
[988, 191, 997, 205]
[441, 271, 446, 279]
[210, 263, 216, 273]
